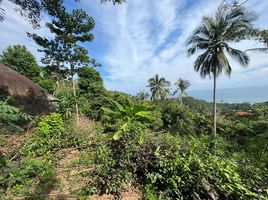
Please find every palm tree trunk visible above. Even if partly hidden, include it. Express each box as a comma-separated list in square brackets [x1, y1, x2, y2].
[212, 73, 217, 138]
[180, 93, 183, 106]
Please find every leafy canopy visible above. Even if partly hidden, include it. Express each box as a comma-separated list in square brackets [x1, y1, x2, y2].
[0, 45, 40, 79]
[28, 0, 95, 79]
[173, 78, 190, 97]
[187, 3, 256, 78]
[147, 74, 170, 101]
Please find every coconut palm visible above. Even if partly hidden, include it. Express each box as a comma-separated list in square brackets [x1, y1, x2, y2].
[0, 0, 4, 22]
[174, 78, 190, 105]
[136, 91, 149, 103]
[147, 74, 170, 102]
[187, 3, 255, 138]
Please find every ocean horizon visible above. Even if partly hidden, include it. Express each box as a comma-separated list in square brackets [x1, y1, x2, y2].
[188, 86, 268, 103]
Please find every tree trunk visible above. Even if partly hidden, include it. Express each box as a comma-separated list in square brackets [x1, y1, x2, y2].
[212, 73, 217, 138]
[72, 78, 79, 124]
[71, 65, 79, 124]
[180, 93, 183, 106]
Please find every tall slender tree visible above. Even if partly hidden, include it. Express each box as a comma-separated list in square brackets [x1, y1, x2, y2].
[173, 78, 190, 105]
[136, 91, 149, 103]
[187, 3, 255, 139]
[28, 0, 95, 123]
[147, 74, 170, 102]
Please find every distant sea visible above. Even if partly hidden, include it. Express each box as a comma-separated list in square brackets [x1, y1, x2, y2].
[188, 86, 268, 103]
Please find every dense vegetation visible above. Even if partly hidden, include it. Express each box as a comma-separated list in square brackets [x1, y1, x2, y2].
[0, 0, 268, 199]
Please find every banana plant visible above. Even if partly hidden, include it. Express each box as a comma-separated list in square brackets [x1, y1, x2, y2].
[101, 100, 154, 140]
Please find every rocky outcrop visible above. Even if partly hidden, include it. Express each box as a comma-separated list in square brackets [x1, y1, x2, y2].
[0, 64, 56, 115]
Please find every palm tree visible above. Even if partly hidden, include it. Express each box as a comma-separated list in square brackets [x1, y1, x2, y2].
[173, 78, 190, 105]
[0, 0, 4, 22]
[147, 74, 170, 102]
[187, 3, 255, 138]
[136, 91, 149, 103]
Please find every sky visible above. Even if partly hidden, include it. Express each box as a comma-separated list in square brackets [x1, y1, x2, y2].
[0, 0, 268, 95]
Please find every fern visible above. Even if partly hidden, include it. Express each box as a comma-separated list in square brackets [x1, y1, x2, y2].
[0, 100, 32, 130]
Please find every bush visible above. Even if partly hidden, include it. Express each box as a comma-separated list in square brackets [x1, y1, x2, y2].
[0, 157, 55, 196]
[34, 78, 56, 94]
[158, 101, 211, 135]
[142, 136, 267, 200]
[0, 100, 32, 132]
[21, 113, 89, 157]
[83, 126, 267, 200]
[21, 113, 64, 156]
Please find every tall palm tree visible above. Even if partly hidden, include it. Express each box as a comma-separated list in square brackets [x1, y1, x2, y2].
[136, 90, 149, 103]
[0, 0, 4, 22]
[174, 78, 190, 105]
[147, 74, 170, 102]
[187, 3, 255, 138]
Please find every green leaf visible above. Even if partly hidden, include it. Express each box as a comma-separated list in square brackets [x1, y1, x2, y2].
[113, 123, 128, 140]
[101, 107, 116, 114]
[111, 100, 125, 113]
[135, 111, 154, 120]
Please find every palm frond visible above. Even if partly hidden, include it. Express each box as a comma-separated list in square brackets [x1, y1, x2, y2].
[245, 48, 268, 53]
[0, 7, 4, 22]
[225, 45, 249, 66]
[218, 48, 232, 77]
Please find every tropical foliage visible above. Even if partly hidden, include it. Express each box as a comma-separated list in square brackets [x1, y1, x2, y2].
[0, 45, 40, 79]
[1, 1, 268, 200]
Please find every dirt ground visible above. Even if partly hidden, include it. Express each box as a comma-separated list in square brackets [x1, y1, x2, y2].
[1, 119, 142, 200]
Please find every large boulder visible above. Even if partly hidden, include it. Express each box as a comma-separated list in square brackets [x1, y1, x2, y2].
[0, 64, 56, 115]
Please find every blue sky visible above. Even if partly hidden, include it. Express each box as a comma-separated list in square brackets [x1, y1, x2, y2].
[0, 0, 268, 95]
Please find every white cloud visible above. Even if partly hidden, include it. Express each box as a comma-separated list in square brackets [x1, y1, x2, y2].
[1, 0, 267, 95]
[84, 0, 268, 94]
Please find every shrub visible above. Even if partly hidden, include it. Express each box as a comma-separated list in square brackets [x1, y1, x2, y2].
[34, 78, 56, 94]
[0, 100, 32, 132]
[21, 113, 64, 156]
[0, 157, 55, 196]
[22, 113, 90, 157]
[158, 101, 210, 135]
[142, 135, 267, 200]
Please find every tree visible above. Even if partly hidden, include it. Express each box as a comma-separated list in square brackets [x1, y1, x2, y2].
[28, 0, 95, 123]
[147, 74, 170, 102]
[173, 78, 190, 105]
[187, 3, 255, 138]
[78, 66, 106, 97]
[136, 91, 149, 103]
[0, 45, 40, 79]
[78, 66, 108, 119]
